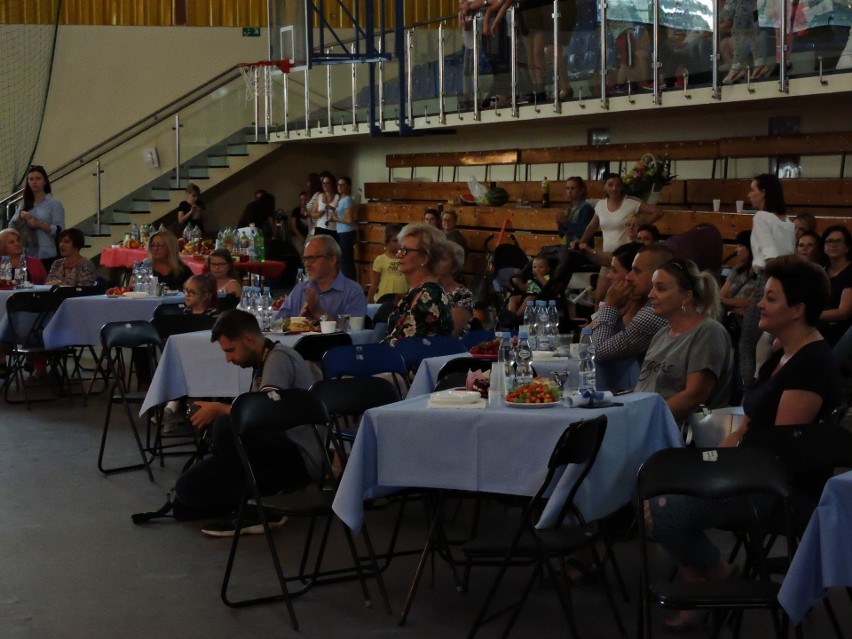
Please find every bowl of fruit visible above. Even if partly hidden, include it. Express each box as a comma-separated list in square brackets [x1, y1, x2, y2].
[469, 339, 499, 360]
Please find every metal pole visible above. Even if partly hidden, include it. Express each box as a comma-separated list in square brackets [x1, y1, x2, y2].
[283, 70, 289, 139]
[473, 12, 481, 121]
[438, 23, 446, 124]
[378, 36, 385, 131]
[253, 66, 260, 142]
[652, 0, 661, 105]
[351, 44, 359, 131]
[406, 30, 414, 127]
[779, 0, 788, 93]
[510, 6, 519, 117]
[712, 0, 721, 99]
[263, 65, 271, 139]
[552, 0, 561, 113]
[174, 114, 181, 188]
[304, 68, 311, 137]
[94, 159, 102, 235]
[327, 50, 334, 134]
[599, 0, 609, 110]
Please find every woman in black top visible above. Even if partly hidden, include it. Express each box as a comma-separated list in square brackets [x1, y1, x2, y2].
[647, 255, 844, 631]
[816, 225, 852, 345]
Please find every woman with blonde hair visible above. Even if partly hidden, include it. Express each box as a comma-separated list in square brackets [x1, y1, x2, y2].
[0, 228, 48, 284]
[436, 240, 475, 337]
[385, 223, 453, 345]
[142, 229, 192, 291]
[635, 258, 734, 421]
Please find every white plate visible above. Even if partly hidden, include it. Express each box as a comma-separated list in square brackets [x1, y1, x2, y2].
[429, 389, 481, 405]
[122, 291, 150, 299]
[504, 399, 561, 409]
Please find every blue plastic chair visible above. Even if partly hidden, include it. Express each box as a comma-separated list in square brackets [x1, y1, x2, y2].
[393, 335, 467, 373]
[321, 343, 409, 395]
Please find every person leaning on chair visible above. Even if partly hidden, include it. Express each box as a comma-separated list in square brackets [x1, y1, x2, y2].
[275, 234, 367, 322]
[180, 309, 318, 536]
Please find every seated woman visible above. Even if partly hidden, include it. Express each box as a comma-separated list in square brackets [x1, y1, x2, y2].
[796, 230, 825, 266]
[0, 228, 47, 284]
[647, 255, 844, 631]
[141, 229, 193, 291]
[634, 258, 734, 422]
[436, 240, 474, 337]
[816, 225, 852, 347]
[384, 223, 453, 346]
[206, 248, 241, 311]
[46, 228, 97, 287]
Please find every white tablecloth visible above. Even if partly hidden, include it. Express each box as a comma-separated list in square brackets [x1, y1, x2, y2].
[42, 294, 184, 348]
[140, 329, 376, 414]
[332, 392, 681, 533]
[408, 353, 582, 397]
[778, 471, 852, 624]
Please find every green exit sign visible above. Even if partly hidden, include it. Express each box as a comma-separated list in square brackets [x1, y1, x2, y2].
[242, 27, 260, 37]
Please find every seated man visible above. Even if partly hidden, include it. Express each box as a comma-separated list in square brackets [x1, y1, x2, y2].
[276, 235, 367, 321]
[591, 243, 673, 390]
[179, 309, 318, 536]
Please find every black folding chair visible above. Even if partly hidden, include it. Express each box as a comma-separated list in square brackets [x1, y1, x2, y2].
[433, 356, 494, 392]
[459, 415, 627, 639]
[221, 389, 391, 629]
[97, 321, 163, 482]
[3, 289, 80, 408]
[636, 447, 797, 639]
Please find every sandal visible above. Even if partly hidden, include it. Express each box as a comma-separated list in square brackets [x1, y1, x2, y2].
[722, 67, 745, 84]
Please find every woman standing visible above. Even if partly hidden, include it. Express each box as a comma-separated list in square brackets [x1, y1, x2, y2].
[436, 240, 475, 337]
[0, 229, 48, 284]
[816, 225, 852, 346]
[310, 171, 339, 242]
[175, 182, 205, 233]
[635, 258, 734, 422]
[142, 229, 192, 291]
[578, 173, 664, 302]
[334, 176, 357, 281]
[46, 228, 97, 286]
[9, 165, 65, 268]
[738, 174, 795, 387]
[385, 223, 453, 345]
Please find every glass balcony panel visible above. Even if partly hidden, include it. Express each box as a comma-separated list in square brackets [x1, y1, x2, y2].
[604, 0, 655, 98]
[657, 0, 714, 89]
[789, 1, 852, 78]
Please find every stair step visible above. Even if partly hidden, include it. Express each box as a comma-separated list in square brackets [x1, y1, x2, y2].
[206, 156, 231, 167]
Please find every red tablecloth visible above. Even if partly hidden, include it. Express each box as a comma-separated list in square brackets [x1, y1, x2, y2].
[100, 247, 284, 278]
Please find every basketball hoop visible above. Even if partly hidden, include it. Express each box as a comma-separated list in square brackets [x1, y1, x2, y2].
[237, 60, 291, 103]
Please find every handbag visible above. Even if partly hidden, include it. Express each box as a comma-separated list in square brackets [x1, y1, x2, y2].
[686, 405, 746, 447]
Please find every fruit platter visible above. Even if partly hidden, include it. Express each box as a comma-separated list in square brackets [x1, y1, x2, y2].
[105, 286, 132, 297]
[505, 379, 561, 407]
[180, 238, 215, 256]
[469, 339, 499, 360]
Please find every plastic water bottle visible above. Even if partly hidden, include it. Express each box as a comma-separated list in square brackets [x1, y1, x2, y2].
[148, 268, 159, 296]
[498, 331, 515, 378]
[0, 256, 11, 284]
[296, 268, 306, 285]
[261, 286, 273, 330]
[254, 227, 265, 262]
[578, 327, 596, 392]
[19, 257, 28, 286]
[215, 229, 224, 250]
[515, 331, 534, 385]
[547, 300, 560, 343]
[239, 287, 252, 312]
[130, 222, 140, 244]
[523, 300, 537, 349]
[535, 300, 551, 351]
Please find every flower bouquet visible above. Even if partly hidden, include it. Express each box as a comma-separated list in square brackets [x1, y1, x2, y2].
[623, 154, 675, 202]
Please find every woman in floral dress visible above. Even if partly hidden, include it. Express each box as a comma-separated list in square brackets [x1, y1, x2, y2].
[385, 223, 453, 345]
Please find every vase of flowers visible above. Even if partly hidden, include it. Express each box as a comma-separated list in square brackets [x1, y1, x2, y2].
[623, 154, 675, 202]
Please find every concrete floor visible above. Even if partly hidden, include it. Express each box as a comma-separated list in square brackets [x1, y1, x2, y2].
[1, 385, 849, 639]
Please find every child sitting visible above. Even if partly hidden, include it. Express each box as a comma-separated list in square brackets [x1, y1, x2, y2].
[507, 254, 551, 317]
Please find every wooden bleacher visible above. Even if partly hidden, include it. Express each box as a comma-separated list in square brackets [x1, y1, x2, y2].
[353, 133, 852, 286]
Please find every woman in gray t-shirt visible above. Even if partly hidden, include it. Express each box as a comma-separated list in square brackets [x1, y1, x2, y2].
[635, 259, 734, 421]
